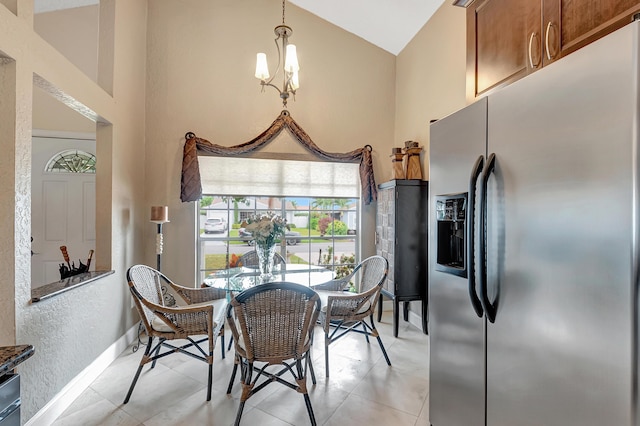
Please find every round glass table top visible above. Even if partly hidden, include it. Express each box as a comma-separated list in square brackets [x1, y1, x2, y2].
[203, 263, 335, 292]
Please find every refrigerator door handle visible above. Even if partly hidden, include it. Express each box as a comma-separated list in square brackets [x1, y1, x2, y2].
[480, 152, 498, 323]
[467, 155, 485, 317]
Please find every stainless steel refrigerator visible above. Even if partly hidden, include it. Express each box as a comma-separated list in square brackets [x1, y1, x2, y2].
[428, 20, 640, 426]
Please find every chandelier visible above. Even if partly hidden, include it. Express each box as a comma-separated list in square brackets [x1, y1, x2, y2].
[254, 0, 300, 108]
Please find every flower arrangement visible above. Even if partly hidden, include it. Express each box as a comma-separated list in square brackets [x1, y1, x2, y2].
[242, 212, 288, 248]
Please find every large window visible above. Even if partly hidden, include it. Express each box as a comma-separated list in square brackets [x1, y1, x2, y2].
[196, 195, 359, 284]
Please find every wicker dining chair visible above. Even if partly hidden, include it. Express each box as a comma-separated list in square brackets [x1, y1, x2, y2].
[316, 255, 391, 377]
[223, 249, 288, 350]
[238, 249, 286, 269]
[225, 282, 321, 426]
[311, 255, 388, 292]
[124, 264, 227, 403]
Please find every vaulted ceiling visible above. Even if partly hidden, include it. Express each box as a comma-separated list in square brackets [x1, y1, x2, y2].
[34, 0, 447, 55]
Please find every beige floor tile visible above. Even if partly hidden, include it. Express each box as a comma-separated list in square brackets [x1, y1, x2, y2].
[324, 393, 418, 426]
[142, 389, 239, 426]
[255, 379, 349, 425]
[416, 395, 431, 426]
[351, 359, 428, 416]
[50, 310, 430, 426]
[52, 388, 140, 426]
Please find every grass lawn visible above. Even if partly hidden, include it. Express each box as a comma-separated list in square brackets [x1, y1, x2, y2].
[202, 227, 351, 272]
[204, 252, 307, 271]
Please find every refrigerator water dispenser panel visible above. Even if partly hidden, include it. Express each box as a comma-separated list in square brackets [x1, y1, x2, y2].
[435, 193, 467, 277]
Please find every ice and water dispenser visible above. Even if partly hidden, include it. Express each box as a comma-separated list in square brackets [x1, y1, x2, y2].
[435, 193, 468, 277]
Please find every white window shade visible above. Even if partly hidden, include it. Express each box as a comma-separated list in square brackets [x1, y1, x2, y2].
[198, 156, 360, 198]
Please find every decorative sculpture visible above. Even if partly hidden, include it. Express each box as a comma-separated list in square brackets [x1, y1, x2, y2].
[58, 246, 94, 279]
[404, 141, 423, 180]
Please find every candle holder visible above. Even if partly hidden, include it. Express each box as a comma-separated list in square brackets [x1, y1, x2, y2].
[134, 205, 171, 353]
[150, 206, 170, 271]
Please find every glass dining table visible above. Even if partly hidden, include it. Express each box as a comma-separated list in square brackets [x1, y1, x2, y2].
[202, 263, 335, 294]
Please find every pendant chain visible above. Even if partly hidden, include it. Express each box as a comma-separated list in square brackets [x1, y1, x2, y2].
[282, 0, 286, 24]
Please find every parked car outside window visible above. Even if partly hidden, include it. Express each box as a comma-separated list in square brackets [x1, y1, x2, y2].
[204, 218, 227, 233]
[238, 227, 301, 245]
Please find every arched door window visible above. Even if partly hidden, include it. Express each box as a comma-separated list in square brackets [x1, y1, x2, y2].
[45, 149, 96, 173]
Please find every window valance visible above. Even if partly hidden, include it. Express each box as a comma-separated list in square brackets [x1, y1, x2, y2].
[180, 110, 377, 204]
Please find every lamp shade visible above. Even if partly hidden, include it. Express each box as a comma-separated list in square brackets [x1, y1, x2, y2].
[284, 44, 299, 72]
[150, 206, 169, 223]
[255, 53, 270, 80]
[290, 70, 299, 90]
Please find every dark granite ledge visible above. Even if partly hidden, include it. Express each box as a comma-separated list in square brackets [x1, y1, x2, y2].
[31, 270, 115, 303]
[0, 345, 34, 377]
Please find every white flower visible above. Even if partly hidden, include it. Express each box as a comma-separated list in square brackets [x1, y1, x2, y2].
[243, 212, 288, 247]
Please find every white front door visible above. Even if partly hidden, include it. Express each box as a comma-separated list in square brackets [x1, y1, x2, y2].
[31, 134, 96, 287]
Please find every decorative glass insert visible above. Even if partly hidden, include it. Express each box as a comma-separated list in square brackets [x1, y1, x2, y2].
[45, 149, 96, 173]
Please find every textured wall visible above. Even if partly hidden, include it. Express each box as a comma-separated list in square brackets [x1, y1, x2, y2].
[0, 0, 147, 421]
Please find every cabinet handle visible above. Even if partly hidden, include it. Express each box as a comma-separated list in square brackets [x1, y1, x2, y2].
[545, 21, 557, 60]
[528, 32, 540, 69]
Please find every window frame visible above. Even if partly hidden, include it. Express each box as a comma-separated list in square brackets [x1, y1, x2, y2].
[196, 195, 360, 285]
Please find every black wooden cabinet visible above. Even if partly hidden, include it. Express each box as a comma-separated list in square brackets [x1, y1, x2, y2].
[375, 179, 428, 336]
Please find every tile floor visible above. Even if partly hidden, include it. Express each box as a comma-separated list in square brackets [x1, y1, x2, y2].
[51, 310, 430, 426]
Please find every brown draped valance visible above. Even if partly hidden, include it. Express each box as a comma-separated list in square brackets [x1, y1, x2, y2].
[180, 110, 377, 204]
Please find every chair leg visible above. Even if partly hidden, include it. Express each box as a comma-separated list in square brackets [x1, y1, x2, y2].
[124, 336, 153, 404]
[227, 354, 239, 394]
[362, 322, 370, 343]
[368, 317, 391, 366]
[306, 354, 317, 385]
[207, 354, 213, 401]
[234, 360, 252, 426]
[220, 326, 226, 360]
[376, 334, 392, 366]
[234, 401, 246, 426]
[228, 335, 234, 351]
[150, 338, 163, 369]
[324, 330, 331, 377]
[297, 359, 317, 426]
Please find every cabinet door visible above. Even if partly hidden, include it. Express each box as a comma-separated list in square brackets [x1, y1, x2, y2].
[542, 0, 561, 66]
[467, 0, 541, 100]
[559, 0, 640, 57]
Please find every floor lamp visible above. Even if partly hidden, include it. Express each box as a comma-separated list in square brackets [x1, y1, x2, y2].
[133, 206, 171, 353]
[150, 206, 170, 271]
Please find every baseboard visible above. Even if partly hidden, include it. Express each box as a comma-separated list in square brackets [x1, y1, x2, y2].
[25, 324, 139, 426]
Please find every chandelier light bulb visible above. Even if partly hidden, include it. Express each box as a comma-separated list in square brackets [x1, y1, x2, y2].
[255, 53, 270, 80]
[284, 44, 299, 73]
[290, 70, 299, 90]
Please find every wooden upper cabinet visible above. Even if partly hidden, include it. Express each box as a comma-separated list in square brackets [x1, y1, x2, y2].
[467, 0, 640, 100]
[559, 0, 640, 56]
[467, 0, 541, 100]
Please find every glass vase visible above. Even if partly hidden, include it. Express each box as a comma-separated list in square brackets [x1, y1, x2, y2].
[256, 243, 276, 282]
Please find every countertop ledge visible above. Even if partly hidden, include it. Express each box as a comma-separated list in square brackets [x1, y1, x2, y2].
[0, 345, 34, 377]
[31, 270, 115, 303]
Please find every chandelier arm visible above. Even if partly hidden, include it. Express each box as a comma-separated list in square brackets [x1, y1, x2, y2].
[262, 34, 283, 88]
[255, 0, 297, 107]
[260, 81, 284, 96]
